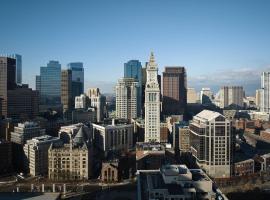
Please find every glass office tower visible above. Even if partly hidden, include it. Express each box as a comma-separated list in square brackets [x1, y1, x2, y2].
[67, 62, 84, 101]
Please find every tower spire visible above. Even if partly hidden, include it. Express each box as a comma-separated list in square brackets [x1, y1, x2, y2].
[148, 52, 157, 69]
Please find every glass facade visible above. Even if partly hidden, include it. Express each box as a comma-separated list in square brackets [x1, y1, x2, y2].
[124, 60, 142, 116]
[67, 62, 84, 100]
[39, 61, 61, 105]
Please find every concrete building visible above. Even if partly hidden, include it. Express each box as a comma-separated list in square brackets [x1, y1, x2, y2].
[115, 77, 139, 121]
[124, 60, 142, 115]
[200, 88, 213, 105]
[67, 62, 84, 100]
[75, 94, 90, 109]
[36, 61, 61, 105]
[219, 86, 244, 108]
[256, 89, 262, 109]
[173, 124, 190, 152]
[187, 87, 197, 104]
[48, 127, 92, 181]
[162, 67, 187, 115]
[190, 110, 232, 178]
[144, 53, 160, 142]
[24, 135, 62, 176]
[11, 122, 45, 145]
[92, 119, 133, 155]
[87, 88, 106, 122]
[61, 69, 73, 119]
[137, 164, 228, 200]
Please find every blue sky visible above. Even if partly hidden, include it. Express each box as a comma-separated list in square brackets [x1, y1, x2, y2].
[1, 0, 270, 95]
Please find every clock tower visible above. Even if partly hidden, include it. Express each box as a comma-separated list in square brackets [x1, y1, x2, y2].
[144, 52, 160, 142]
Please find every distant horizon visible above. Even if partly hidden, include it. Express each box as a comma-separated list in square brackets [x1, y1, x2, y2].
[1, 0, 270, 95]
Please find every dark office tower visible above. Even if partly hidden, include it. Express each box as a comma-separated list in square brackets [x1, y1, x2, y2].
[7, 84, 39, 120]
[141, 67, 147, 117]
[61, 69, 73, 119]
[124, 60, 142, 115]
[0, 57, 16, 117]
[162, 67, 187, 116]
[67, 62, 84, 103]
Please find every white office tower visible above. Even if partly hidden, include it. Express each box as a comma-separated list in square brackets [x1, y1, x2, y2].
[190, 110, 232, 178]
[187, 88, 197, 103]
[115, 77, 139, 121]
[75, 94, 90, 109]
[256, 89, 262, 109]
[87, 88, 106, 122]
[260, 72, 270, 112]
[219, 86, 244, 108]
[144, 52, 160, 142]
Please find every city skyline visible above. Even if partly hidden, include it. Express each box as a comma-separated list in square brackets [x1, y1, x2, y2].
[1, 0, 270, 94]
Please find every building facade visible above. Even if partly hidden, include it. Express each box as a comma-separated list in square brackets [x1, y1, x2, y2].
[219, 86, 244, 108]
[61, 69, 73, 118]
[11, 122, 45, 145]
[37, 61, 61, 105]
[144, 53, 160, 142]
[124, 60, 142, 115]
[260, 72, 270, 112]
[75, 94, 91, 109]
[200, 88, 213, 105]
[92, 120, 133, 155]
[0, 56, 16, 117]
[190, 110, 232, 178]
[162, 67, 187, 115]
[187, 87, 197, 104]
[23, 135, 62, 176]
[115, 78, 139, 121]
[87, 88, 106, 122]
[67, 62, 84, 100]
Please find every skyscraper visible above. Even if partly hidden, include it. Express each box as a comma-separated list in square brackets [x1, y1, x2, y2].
[124, 60, 142, 116]
[260, 72, 270, 112]
[115, 77, 139, 121]
[0, 57, 16, 117]
[200, 88, 213, 105]
[67, 62, 84, 100]
[0, 54, 22, 84]
[190, 110, 232, 178]
[61, 69, 73, 119]
[219, 86, 244, 108]
[144, 52, 160, 142]
[37, 61, 61, 105]
[162, 67, 187, 115]
[87, 88, 106, 122]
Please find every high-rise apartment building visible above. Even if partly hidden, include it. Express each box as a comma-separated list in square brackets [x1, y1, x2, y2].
[24, 135, 62, 176]
[260, 72, 270, 112]
[162, 67, 187, 115]
[219, 86, 244, 108]
[61, 69, 73, 118]
[124, 60, 142, 115]
[115, 78, 139, 121]
[37, 61, 61, 105]
[87, 88, 106, 122]
[144, 53, 160, 142]
[190, 110, 232, 178]
[67, 62, 84, 100]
